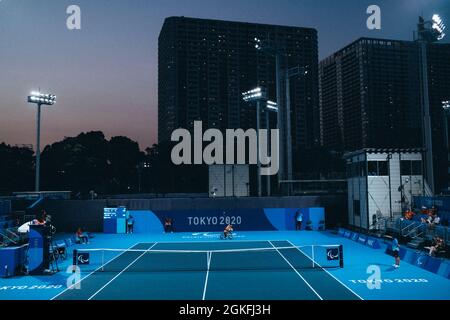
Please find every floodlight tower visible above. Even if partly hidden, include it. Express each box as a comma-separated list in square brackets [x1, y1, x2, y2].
[443, 100, 450, 192]
[254, 37, 309, 195]
[27, 91, 56, 192]
[265, 100, 278, 196]
[254, 37, 286, 191]
[284, 66, 309, 195]
[242, 87, 266, 197]
[415, 14, 446, 195]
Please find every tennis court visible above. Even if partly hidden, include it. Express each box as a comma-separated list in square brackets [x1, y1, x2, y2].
[52, 240, 361, 300]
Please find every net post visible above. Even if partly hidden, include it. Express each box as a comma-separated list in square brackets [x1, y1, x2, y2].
[311, 245, 315, 268]
[339, 245, 344, 268]
[72, 249, 78, 273]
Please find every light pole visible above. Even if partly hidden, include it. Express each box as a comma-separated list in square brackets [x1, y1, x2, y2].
[255, 37, 308, 195]
[285, 66, 308, 195]
[265, 100, 278, 196]
[27, 91, 56, 192]
[242, 87, 266, 197]
[443, 100, 450, 192]
[255, 37, 286, 192]
[415, 14, 446, 195]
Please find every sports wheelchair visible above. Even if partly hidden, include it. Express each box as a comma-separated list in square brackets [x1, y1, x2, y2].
[220, 231, 234, 240]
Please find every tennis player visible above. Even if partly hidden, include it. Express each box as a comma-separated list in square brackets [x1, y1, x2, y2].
[392, 238, 400, 268]
[223, 224, 233, 239]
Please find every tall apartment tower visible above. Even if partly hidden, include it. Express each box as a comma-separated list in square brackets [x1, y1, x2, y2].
[158, 16, 319, 156]
[319, 37, 450, 193]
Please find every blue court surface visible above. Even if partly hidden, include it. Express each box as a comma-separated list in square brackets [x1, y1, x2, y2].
[1, 231, 449, 300]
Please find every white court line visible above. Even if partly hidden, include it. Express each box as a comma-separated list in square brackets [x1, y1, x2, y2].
[286, 240, 364, 300]
[268, 241, 323, 300]
[51, 242, 141, 300]
[139, 240, 280, 244]
[87, 243, 158, 301]
[202, 252, 212, 301]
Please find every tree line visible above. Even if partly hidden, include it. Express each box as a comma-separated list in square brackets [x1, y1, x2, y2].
[0, 131, 207, 197]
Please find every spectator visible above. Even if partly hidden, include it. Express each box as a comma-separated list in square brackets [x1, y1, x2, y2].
[421, 215, 433, 225]
[404, 210, 415, 220]
[432, 214, 440, 226]
[32, 210, 46, 226]
[428, 237, 444, 257]
[75, 227, 89, 244]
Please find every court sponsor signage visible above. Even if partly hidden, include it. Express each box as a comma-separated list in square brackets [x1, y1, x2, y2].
[357, 235, 367, 245]
[349, 278, 429, 285]
[365, 237, 381, 249]
[0, 284, 63, 291]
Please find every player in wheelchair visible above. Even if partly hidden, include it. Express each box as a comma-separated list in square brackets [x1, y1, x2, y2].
[221, 224, 234, 240]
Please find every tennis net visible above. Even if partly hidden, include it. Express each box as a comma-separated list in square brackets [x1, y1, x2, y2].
[71, 244, 344, 273]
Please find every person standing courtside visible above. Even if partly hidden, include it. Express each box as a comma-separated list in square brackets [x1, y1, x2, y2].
[392, 238, 400, 268]
[295, 210, 303, 231]
[127, 215, 135, 234]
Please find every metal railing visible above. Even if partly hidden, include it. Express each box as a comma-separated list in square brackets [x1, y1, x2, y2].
[401, 220, 417, 236]
[388, 217, 449, 243]
[0, 230, 18, 246]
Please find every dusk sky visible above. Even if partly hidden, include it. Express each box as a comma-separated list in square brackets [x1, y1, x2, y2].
[0, 0, 449, 150]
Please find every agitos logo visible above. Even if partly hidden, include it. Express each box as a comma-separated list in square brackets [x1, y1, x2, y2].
[171, 121, 279, 176]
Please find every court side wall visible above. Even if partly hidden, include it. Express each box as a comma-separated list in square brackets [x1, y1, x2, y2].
[43, 195, 346, 233]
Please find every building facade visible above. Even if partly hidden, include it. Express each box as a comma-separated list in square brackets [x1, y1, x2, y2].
[158, 16, 319, 154]
[319, 38, 450, 193]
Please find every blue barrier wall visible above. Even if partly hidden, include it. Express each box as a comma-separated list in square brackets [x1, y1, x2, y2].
[124, 208, 325, 233]
[44, 195, 344, 232]
[381, 238, 449, 280]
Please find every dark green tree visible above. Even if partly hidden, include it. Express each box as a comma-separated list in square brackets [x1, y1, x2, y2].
[0, 143, 34, 195]
[108, 136, 144, 194]
[41, 132, 110, 195]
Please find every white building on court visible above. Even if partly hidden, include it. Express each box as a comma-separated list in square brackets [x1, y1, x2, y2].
[344, 149, 427, 230]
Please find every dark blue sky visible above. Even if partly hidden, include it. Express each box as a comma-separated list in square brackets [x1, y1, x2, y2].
[0, 0, 449, 150]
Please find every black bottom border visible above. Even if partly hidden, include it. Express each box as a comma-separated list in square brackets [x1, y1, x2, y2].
[1, 300, 447, 318]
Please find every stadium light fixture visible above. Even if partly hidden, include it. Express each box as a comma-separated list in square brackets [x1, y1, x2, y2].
[254, 37, 262, 50]
[432, 14, 446, 40]
[27, 90, 56, 192]
[242, 87, 265, 102]
[266, 100, 278, 112]
[418, 14, 446, 42]
[28, 91, 56, 106]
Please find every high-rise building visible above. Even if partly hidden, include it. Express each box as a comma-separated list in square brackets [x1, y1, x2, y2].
[158, 16, 319, 154]
[319, 37, 450, 192]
